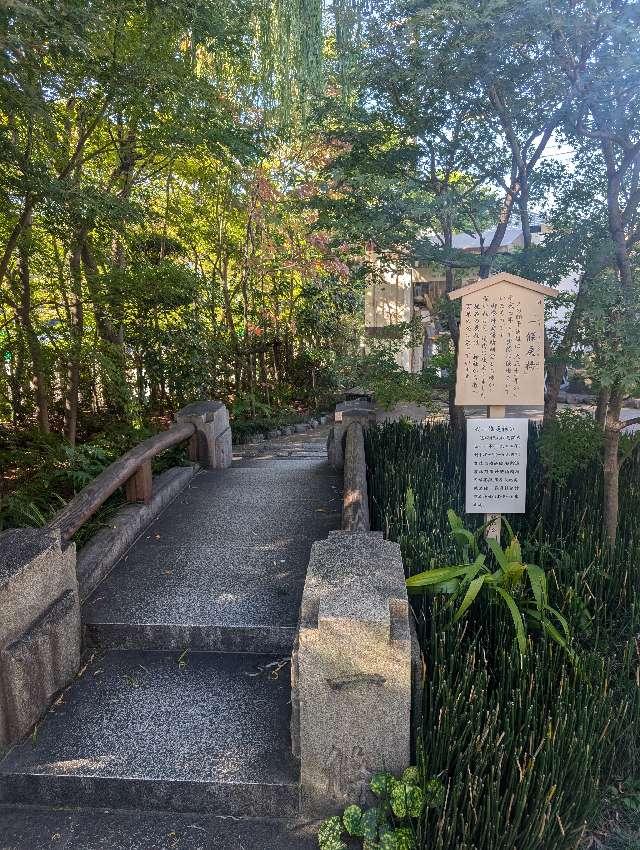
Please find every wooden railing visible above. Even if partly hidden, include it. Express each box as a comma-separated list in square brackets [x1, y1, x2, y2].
[49, 422, 197, 544]
[342, 421, 370, 532]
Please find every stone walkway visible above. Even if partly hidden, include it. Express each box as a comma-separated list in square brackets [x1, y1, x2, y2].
[0, 426, 340, 849]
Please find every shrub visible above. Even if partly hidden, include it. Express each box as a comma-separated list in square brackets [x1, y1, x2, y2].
[318, 768, 444, 850]
[539, 409, 604, 485]
[406, 508, 572, 656]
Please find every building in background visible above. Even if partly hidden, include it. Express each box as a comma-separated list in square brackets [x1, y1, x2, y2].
[364, 223, 566, 372]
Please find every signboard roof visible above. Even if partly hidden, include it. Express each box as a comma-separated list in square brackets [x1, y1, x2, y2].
[448, 272, 557, 301]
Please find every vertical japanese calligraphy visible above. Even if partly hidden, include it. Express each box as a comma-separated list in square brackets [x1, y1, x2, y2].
[465, 418, 528, 514]
[455, 281, 546, 406]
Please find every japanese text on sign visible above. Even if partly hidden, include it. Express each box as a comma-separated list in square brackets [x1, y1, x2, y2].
[455, 282, 546, 406]
[465, 418, 528, 514]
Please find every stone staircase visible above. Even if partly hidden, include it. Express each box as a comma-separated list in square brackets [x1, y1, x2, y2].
[0, 432, 340, 848]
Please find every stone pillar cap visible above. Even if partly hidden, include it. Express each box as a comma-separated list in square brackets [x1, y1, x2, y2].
[0, 527, 63, 589]
[305, 532, 406, 640]
[175, 401, 225, 423]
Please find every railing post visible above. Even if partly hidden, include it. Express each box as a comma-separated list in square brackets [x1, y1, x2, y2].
[175, 401, 232, 469]
[327, 399, 376, 471]
[125, 460, 153, 504]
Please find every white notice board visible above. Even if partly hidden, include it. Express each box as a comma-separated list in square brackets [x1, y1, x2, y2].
[466, 418, 528, 514]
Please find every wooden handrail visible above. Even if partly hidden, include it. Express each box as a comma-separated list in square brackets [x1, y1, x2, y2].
[342, 421, 370, 532]
[49, 421, 196, 543]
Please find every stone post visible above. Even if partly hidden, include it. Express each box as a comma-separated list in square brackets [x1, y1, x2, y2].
[293, 530, 411, 813]
[0, 527, 80, 747]
[175, 401, 232, 469]
[327, 402, 376, 470]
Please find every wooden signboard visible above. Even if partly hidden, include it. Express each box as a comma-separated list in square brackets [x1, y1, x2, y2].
[466, 418, 528, 514]
[449, 273, 557, 407]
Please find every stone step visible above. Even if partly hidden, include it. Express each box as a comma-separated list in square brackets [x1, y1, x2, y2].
[0, 806, 319, 849]
[82, 460, 341, 654]
[0, 651, 299, 818]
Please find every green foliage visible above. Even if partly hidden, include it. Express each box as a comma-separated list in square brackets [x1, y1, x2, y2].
[406, 509, 573, 656]
[318, 768, 444, 850]
[0, 422, 189, 543]
[540, 409, 604, 485]
[416, 605, 623, 850]
[365, 419, 640, 849]
[338, 332, 435, 411]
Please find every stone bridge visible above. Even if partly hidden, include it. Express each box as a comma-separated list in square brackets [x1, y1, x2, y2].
[0, 401, 412, 849]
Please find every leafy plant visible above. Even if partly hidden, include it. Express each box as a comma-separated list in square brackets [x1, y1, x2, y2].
[317, 768, 444, 850]
[336, 330, 435, 411]
[607, 780, 640, 815]
[540, 408, 604, 485]
[406, 509, 572, 656]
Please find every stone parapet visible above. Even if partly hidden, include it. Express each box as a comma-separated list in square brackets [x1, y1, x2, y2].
[327, 405, 376, 470]
[0, 528, 80, 747]
[293, 530, 411, 813]
[176, 401, 232, 469]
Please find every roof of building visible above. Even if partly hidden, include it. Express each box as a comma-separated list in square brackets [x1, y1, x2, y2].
[451, 226, 523, 250]
[414, 226, 525, 258]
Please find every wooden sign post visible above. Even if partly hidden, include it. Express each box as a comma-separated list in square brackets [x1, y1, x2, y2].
[449, 272, 557, 539]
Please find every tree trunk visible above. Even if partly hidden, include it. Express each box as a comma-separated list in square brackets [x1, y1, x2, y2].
[595, 387, 610, 429]
[478, 180, 518, 279]
[0, 196, 35, 289]
[441, 235, 466, 430]
[17, 234, 50, 433]
[64, 238, 84, 446]
[603, 386, 624, 546]
[543, 362, 564, 426]
[81, 239, 129, 415]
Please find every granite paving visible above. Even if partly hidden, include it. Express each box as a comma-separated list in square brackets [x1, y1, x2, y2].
[0, 651, 299, 816]
[0, 423, 338, 845]
[83, 452, 341, 653]
[0, 806, 319, 849]
[0, 806, 318, 850]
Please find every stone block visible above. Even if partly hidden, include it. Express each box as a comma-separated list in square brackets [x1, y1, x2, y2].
[327, 427, 344, 469]
[1, 590, 80, 741]
[0, 528, 80, 747]
[215, 427, 233, 467]
[309, 419, 319, 429]
[319, 415, 327, 425]
[294, 424, 308, 433]
[294, 531, 411, 813]
[176, 401, 231, 469]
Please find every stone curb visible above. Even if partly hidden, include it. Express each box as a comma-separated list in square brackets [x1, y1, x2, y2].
[76, 465, 198, 601]
[235, 413, 331, 447]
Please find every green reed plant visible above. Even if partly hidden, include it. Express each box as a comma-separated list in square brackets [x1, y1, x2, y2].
[415, 603, 625, 850]
[406, 507, 572, 656]
[364, 420, 640, 849]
